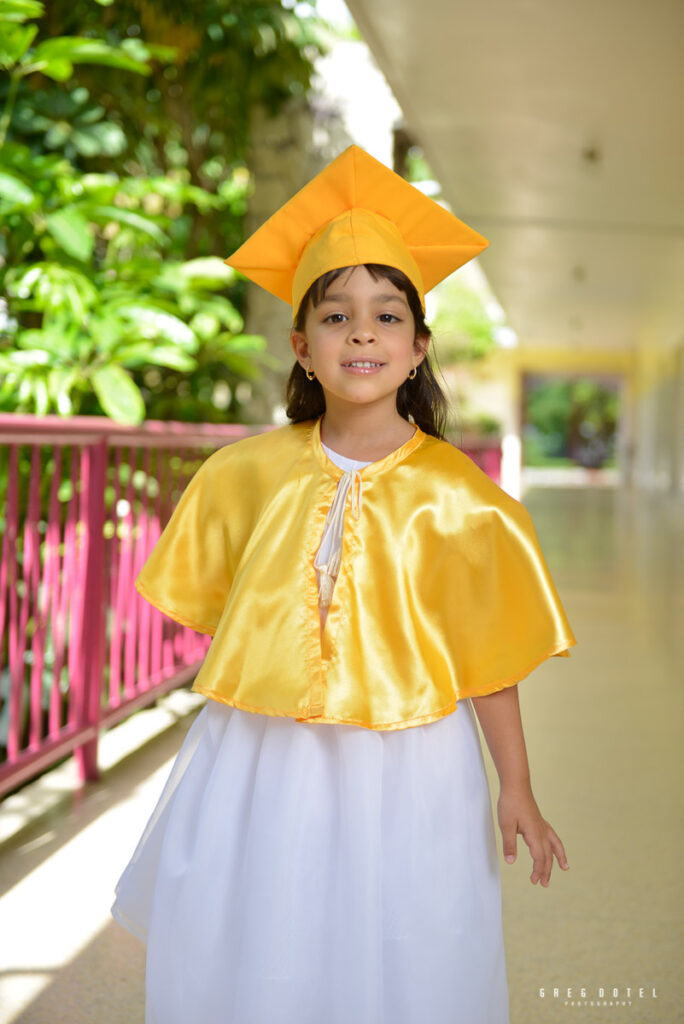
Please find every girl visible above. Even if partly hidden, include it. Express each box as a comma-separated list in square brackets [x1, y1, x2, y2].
[112, 145, 576, 1024]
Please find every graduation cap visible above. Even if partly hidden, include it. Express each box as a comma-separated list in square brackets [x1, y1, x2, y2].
[224, 145, 489, 315]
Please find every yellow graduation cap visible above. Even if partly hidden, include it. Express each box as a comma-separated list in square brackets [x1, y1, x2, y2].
[224, 145, 489, 314]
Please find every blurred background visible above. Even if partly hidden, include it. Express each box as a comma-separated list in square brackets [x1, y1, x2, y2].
[0, 0, 682, 1021]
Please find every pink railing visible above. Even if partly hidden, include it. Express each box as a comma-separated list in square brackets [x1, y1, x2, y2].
[0, 413, 272, 798]
[455, 434, 502, 485]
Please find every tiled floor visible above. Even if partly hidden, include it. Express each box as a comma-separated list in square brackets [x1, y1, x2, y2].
[499, 485, 683, 1023]
[0, 483, 682, 1024]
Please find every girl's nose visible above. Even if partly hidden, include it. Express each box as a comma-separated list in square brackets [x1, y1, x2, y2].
[349, 319, 376, 343]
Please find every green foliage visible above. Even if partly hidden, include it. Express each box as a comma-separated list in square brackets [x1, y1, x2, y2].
[13, 86, 128, 159]
[524, 377, 619, 468]
[525, 379, 574, 452]
[431, 279, 497, 362]
[0, 0, 321, 424]
[404, 146, 434, 187]
[0, 123, 260, 421]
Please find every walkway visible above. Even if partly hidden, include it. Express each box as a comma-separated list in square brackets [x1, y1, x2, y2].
[0, 483, 682, 1023]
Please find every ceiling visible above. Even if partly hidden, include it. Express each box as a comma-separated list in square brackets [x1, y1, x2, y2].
[343, 0, 684, 354]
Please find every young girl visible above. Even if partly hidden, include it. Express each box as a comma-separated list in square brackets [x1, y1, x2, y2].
[112, 145, 576, 1024]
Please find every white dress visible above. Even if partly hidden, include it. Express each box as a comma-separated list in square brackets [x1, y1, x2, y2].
[112, 443, 510, 1024]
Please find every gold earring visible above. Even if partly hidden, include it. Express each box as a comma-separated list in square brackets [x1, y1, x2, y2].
[408, 366, 418, 380]
[305, 366, 316, 381]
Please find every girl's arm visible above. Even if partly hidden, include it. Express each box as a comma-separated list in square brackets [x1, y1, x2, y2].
[470, 684, 569, 886]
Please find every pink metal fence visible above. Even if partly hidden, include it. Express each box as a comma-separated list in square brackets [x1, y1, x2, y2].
[0, 413, 271, 798]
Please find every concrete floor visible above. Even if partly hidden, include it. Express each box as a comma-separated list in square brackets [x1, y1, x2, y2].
[0, 482, 682, 1024]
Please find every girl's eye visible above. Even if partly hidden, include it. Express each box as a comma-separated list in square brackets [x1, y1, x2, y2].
[322, 312, 401, 324]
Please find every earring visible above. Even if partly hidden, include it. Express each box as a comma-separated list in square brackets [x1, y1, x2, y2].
[408, 366, 418, 380]
[305, 366, 316, 381]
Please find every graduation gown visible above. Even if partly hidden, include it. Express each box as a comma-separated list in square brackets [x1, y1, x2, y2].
[135, 415, 576, 730]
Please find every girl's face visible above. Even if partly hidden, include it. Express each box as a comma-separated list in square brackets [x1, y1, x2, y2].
[290, 265, 428, 414]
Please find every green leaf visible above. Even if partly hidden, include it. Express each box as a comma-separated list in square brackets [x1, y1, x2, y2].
[177, 257, 235, 288]
[33, 373, 49, 415]
[4, 348, 50, 367]
[6, 262, 98, 318]
[79, 172, 119, 195]
[146, 346, 197, 371]
[120, 175, 223, 215]
[189, 311, 220, 341]
[32, 37, 151, 75]
[44, 207, 94, 262]
[44, 121, 70, 148]
[0, 0, 44, 23]
[90, 317, 127, 355]
[119, 38, 151, 62]
[48, 366, 79, 415]
[110, 342, 158, 366]
[33, 58, 73, 81]
[91, 364, 145, 425]
[223, 333, 267, 353]
[0, 23, 38, 65]
[176, 296, 242, 333]
[16, 325, 78, 358]
[0, 141, 68, 182]
[222, 352, 262, 381]
[69, 122, 126, 158]
[114, 304, 196, 348]
[115, 342, 196, 372]
[77, 102, 106, 125]
[0, 170, 35, 206]
[89, 204, 167, 243]
[140, 43, 177, 62]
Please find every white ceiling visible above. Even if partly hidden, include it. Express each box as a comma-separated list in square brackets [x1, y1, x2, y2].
[343, 0, 684, 353]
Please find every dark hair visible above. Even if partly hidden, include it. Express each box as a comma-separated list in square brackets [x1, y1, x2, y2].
[284, 263, 450, 440]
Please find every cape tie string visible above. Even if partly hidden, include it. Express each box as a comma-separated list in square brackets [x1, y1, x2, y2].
[314, 468, 362, 607]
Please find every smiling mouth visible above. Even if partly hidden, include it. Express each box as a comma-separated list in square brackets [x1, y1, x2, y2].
[341, 360, 385, 367]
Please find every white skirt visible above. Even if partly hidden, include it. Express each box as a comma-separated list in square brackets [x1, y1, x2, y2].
[112, 697, 510, 1024]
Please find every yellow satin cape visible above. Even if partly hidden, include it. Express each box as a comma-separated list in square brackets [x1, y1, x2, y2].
[135, 417, 576, 731]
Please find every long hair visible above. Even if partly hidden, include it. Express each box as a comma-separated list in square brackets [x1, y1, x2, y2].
[284, 264, 450, 440]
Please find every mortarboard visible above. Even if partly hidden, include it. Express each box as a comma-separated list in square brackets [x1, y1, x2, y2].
[224, 145, 489, 315]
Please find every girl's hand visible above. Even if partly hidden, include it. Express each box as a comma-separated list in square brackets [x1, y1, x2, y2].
[496, 783, 569, 886]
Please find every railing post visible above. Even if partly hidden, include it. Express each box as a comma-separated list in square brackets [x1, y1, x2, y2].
[74, 439, 108, 782]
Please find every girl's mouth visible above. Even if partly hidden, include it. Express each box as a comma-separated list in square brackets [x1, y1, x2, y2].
[341, 360, 385, 374]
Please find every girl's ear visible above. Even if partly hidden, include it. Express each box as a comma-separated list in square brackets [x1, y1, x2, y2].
[414, 333, 430, 365]
[290, 328, 310, 362]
